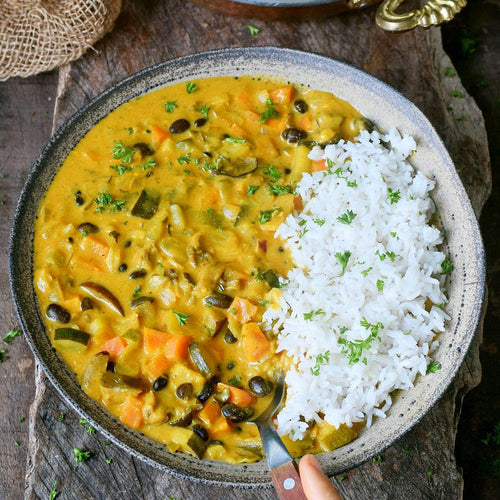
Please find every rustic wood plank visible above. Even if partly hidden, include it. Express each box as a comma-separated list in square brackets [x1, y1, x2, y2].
[25, 1, 490, 498]
[0, 71, 58, 500]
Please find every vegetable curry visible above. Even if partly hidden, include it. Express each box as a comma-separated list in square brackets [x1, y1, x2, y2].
[34, 76, 367, 463]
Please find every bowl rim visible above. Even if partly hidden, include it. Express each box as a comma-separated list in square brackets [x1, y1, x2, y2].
[9, 46, 486, 488]
[222, 0, 341, 6]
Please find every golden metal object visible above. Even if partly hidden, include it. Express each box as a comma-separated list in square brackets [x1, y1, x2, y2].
[376, 0, 467, 32]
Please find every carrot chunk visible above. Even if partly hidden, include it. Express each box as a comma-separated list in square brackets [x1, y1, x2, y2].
[229, 297, 258, 324]
[312, 159, 328, 172]
[121, 396, 144, 429]
[211, 416, 232, 436]
[144, 354, 171, 380]
[143, 327, 170, 354]
[198, 400, 222, 425]
[234, 91, 253, 108]
[164, 334, 191, 361]
[80, 235, 109, 259]
[150, 124, 170, 145]
[241, 322, 270, 362]
[270, 86, 294, 105]
[100, 336, 127, 361]
[217, 382, 257, 407]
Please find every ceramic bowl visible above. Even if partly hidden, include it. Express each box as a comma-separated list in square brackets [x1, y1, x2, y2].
[9, 47, 485, 488]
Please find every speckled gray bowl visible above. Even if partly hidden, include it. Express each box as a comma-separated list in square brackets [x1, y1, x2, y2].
[9, 47, 485, 488]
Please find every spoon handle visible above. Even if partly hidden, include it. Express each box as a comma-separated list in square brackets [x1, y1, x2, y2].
[270, 460, 307, 500]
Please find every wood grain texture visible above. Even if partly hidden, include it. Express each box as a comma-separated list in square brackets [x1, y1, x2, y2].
[270, 461, 307, 500]
[24, 0, 490, 498]
[0, 71, 58, 500]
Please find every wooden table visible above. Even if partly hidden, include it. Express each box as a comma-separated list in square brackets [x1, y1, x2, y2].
[0, 1, 496, 498]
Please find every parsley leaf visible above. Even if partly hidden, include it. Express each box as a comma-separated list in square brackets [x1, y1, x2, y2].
[141, 158, 156, 170]
[373, 455, 383, 464]
[3, 329, 21, 345]
[247, 185, 259, 195]
[303, 309, 325, 321]
[49, 481, 59, 500]
[132, 286, 141, 298]
[445, 67, 456, 77]
[165, 100, 177, 113]
[313, 218, 325, 226]
[124, 127, 134, 135]
[228, 375, 242, 387]
[376, 279, 385, 291]
[269, 183, 294, 196]
[426, 360, 441, 374]
[259, 208, 279, 225]
[450, 90, 465, 98]
[73, 448, 91, 463]
[361, 267, 373, 277]
[185, 82, 198, 94]
[110, 164, 131, 175]
[441, 258, 454, 274]
[387, 187, 401, 204]
[259, 98, 280, 124]
[335, 250, 351, 275]
[246, 24, 261, 36]
[337, 209, 357, 225]
[263, 165, 281, 182]
[112, 200, 125, 212]
[173, 311, 189, 326]
[177, 154, 191, 165]
[311, 351, 330, 376]
[111, 140, 135, 164]
[196, 105, 210, 119]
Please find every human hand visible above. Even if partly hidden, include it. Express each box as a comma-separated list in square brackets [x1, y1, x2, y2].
[299, 454, 343, 500]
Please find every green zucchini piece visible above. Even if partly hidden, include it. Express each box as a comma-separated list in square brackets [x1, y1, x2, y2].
[187, 431, 208, 459]
[123, 329, 140, 342]
[188, 342, 215, 378]
[54, 327, 90, 345]
[214, 157, 258, 177]
[262, 269, 280, 289]
[100, 372, 145, 390]
[131, 189, 160, 219]
[236, 440, 264, 458]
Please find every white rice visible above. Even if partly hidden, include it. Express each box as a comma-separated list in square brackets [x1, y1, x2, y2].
[263, 129, 450, 440]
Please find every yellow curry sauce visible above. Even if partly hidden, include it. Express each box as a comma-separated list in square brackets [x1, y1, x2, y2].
[34, 76, 366, 463]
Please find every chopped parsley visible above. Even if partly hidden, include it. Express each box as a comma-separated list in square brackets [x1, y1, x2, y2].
[361, 267, 373, 277]
[246, 24, 261, 36]
[337, 209, 357, 225]
[0, 349, 8, 363]
[73, 448, 91, 463]
[87, 425, 96, 435]
[57, 413, 65, 422]
[450, 90, 465, 98]
[387, 187, 401, 204]
[196, 105, 210, 119]
[303, 309, 325, 321]
[19, 417, 25, 423]
[185, 82, 198, 94]
[177, 154, 191, 165]
[259, 208, 279, 225]
[141, 158, 156, 170]
[376, 279, 385, 291]
[372, 455, 383, 464]
[269, 183, 294, 196]
[173, 311, 189, 326]
[441, 258, 454, 274]
[132, 286, 141, 298]
[402, 445, 411, 454]
[110, 164, 131, 175]
[310, 351, 330, 376]
[111, 140, 135, 164]
[105, 458, 113, 464]
[228, 376, 242, 387]
[445, 67, 456, 77]
[263, 165, 281, 182]
[3, 329, 21, 344]
[165, 100, 177, 113]
[247, 185, 259, 195]
[49, 481, 59, 500]
[225, 137, 246, 143]
[335, 250, 351, 275]
[94, 192, 112, 208]
[124, 127, 134, 135]
[426, 360, 441, 374]
[259, 98, 280, 124]
[390, 231, 397, 237]
[313, 218, 325, 226]
[428, 469, 434, 477]
[338, 318, 383, 365]
[112, 200, 125, 212]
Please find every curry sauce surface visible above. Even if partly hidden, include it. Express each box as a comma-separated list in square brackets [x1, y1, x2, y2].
[34, 76, 364, 463]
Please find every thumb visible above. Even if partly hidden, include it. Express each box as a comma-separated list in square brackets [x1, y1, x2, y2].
[299, 454, 343, 500]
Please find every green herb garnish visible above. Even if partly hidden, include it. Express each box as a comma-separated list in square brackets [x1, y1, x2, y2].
[228, 376, 242, 387]
[177, 154, 191, 165]
[247, 185, 259, 195]
[445, 67, 456, 77]
[337, 209, 357, 225]
[3, 329, 21, 345]
[450, 90, 464, 98]
[110, 164, 131, 175]
[361, 267, 373, 277]
[246, 24, 261, 36]
[141, 158, 156, 170]
[173, 311, 189, 326]
[49, 481, 59, 500]
[387, 188, 401, 204]
[73, 448, 91, 463]
[132, 286, 141, 298]
[225, 137, 246, 143]
[165, 100, 177, 113]
[185, 82, 198, 94]
[269, 183, 294, 196]
[313, 218, 325, 226]
[335, 251, 351, 275]
[259, 208, 279, 225]
[441, 258, 454, 274]
[303, 309, 325, 321]
[426, 360, 441, 374]
[196, 105, 210, 119]
[376, 279, 385, 291]
[111, 140, 135, 164]
[373, 455, 383, 464]
[311, 351, 330, 376]
[263, 165, 281, 182]
[259, 98, 280, 124]
[124, 127, 134, 135]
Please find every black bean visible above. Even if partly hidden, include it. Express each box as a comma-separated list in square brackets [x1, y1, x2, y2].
[194, 118, 207, 128]
[203, 151, 213, 158]
[281, 128, 307, 144]
[197, 376, 219, 403]
[153, 375, 169, 391]
[133, 142, 154, 157]
[284, 168, 291, 175]
[278, 247, 284, 253]
[106, 361, 115, 372]
[192, 424, 209, 441]
[75, 192, 84, 206]
[176, 383, 193, 400]
[78, 222, 99, 235]
[294, 99, 308, 114]
[109, 231, 120, 241]
[129, 269, 147, 279]
[227, 361, 235, 370]
[224, 329, 237, 344]
[124, 240, 132, 248]
[183, 272, 195, 285]
[68, 237, 73, 243]
[118, 263, 128, 272]
[169, 410, 193, 428]
[169, 119, 190, 134]
[46, 304, 71, 324]
[80, 297, 94, 311]
[221, 403, 254, 423]
[248, 376, 273, 397]
[130, 296, 155, 309]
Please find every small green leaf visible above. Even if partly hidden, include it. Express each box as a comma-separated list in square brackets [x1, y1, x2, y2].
[246, 24, 261, 36]
[185, 82, 198, 94]
[165, 100, 177, 113]
[173, 311, 189, 326]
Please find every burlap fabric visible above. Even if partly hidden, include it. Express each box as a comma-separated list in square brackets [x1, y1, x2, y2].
[0, 0, 122, 81]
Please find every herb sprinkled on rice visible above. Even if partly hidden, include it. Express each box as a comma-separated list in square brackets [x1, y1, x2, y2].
[263, 129, 450, 440]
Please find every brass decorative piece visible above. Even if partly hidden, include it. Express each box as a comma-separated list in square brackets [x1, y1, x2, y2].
[376, 0, 467, 32]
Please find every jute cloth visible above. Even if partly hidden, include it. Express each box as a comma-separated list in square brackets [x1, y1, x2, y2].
[0, 0, 122, 81]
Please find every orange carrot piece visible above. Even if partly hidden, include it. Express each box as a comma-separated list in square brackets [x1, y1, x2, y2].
[230, 122, 247, 137]
[150, 124, 170, 145]
[265, 117, 286, 131]
[143, 327, 170, 354]
[121, 396, 144, 429]
[71, 258, 103, 273]
[241, 322, 270, 362]
[234, 91, 253, 108]
[312, 159, 328, 172]
[270, 86, 294, 105]
[198, 400, 222, 425]
[243, 110, 260, 124]
[299, 114, 316, 133]
[229, 297, 258, 324]
[100, 336, 127, 361]
[164, 334, 191, 361]
[144, 354, 170, 380]
[80, 236, 109, 259]
[211, 416, 232, 436]
[217, 383, 257, 407]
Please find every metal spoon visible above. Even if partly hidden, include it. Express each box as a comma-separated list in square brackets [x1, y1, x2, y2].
[249, 372, 307, 499]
